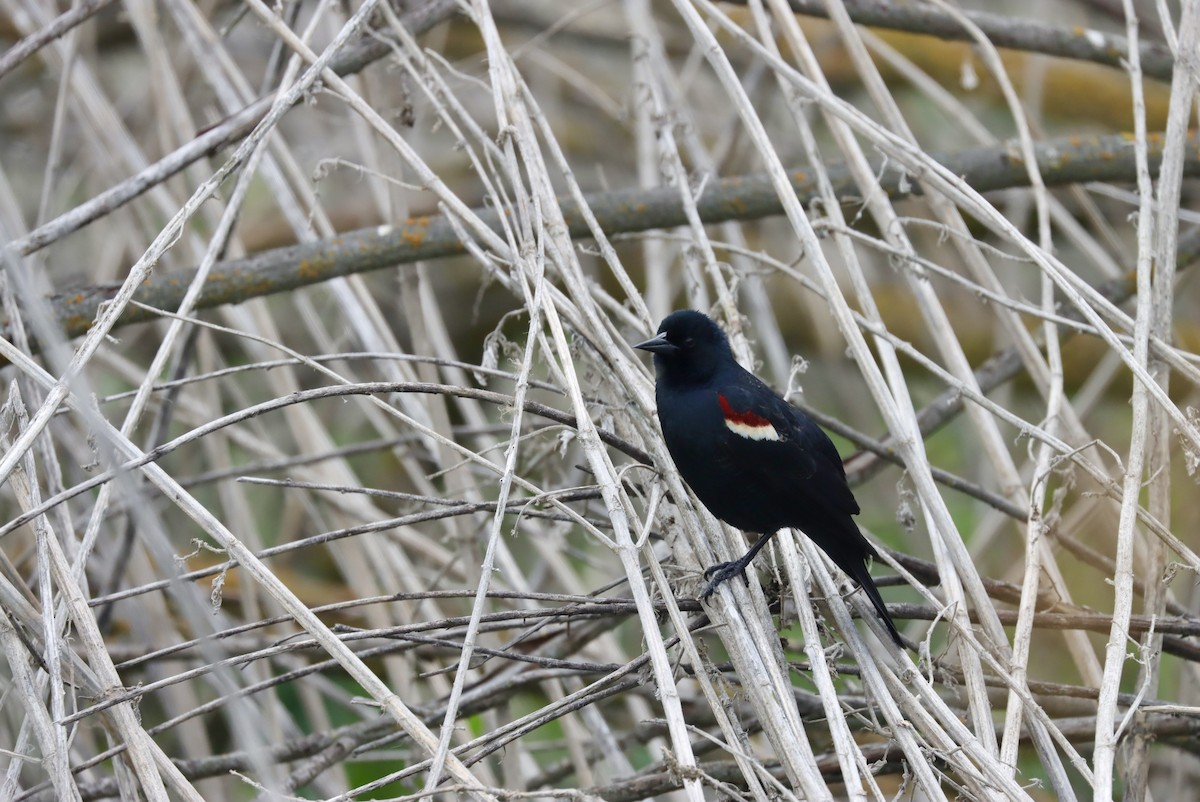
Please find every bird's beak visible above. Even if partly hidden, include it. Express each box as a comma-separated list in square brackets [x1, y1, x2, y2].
[633, 332, 678, 354]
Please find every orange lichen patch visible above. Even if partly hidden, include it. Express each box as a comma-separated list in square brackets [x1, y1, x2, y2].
[793, 171, 808, 183]
[399, 216, 431, 247]
[64, 315, 96, 337]
[297, 259, 324, 280]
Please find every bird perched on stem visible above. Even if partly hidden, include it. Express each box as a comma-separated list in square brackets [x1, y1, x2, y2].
[635, 309, 903, 647]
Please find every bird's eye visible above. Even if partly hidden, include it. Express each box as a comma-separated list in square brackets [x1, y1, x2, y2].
[683, 337, 695, 348]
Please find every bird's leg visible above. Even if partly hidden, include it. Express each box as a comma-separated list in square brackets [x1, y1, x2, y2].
[700, 531, 778, 599]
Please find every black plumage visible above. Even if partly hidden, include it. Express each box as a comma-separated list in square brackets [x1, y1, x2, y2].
[635, 309, 902, 646]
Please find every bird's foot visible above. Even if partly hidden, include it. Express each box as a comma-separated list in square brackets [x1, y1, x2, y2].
[700, 558, 752, 599]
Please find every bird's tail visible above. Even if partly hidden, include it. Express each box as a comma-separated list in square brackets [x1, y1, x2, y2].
[847, 560, 903, 648]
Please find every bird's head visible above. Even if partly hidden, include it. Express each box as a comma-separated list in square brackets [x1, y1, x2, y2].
[634, 310, 734, 387]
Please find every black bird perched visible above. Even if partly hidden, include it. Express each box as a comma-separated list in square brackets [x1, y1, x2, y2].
[635, 309, 902, 646]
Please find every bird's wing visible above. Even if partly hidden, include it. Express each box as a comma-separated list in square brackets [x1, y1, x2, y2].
[717, 376, 861, 518]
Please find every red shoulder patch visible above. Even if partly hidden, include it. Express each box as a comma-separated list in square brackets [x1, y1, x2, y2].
[717, 394, 781, 441]
[717, 394, 771, 427]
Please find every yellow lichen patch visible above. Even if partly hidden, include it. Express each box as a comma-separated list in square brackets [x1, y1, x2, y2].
[297, 260, 324, 280]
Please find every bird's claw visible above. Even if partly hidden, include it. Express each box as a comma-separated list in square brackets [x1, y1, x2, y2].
[700, 560, 751, 599]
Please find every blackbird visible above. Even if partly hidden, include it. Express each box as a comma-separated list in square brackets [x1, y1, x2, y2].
[636, 309, 902, 646]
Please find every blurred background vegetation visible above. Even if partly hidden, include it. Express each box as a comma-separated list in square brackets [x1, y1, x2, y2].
[1, 0, 1198, 799]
